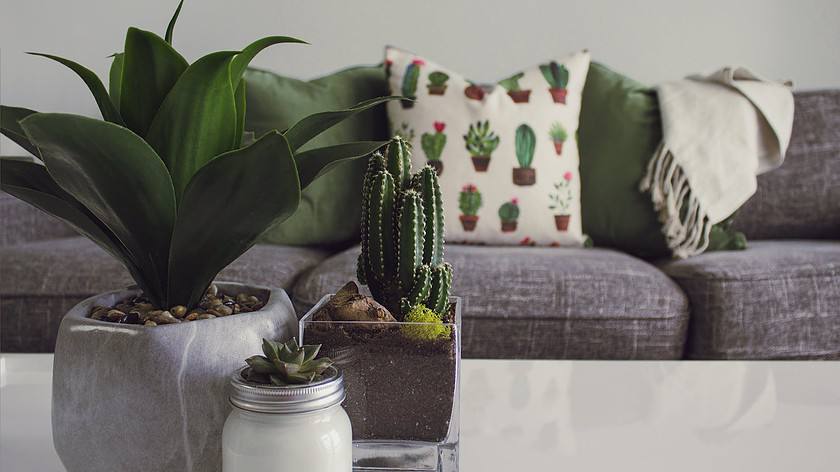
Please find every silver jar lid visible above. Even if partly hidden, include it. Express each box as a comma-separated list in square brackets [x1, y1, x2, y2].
[229, 366, 345, 414]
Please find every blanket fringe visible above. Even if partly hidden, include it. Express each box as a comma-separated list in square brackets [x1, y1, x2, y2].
[639, 143, 712, 258]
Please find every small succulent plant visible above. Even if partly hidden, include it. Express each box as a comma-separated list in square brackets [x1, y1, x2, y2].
[243, 338, 333, 385]
[463, 121, 500, 157]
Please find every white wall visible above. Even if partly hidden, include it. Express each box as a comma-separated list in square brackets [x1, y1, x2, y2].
[2, 0, 839, 154]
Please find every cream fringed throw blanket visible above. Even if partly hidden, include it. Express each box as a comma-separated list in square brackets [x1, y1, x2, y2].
[639, 67, 795, 258]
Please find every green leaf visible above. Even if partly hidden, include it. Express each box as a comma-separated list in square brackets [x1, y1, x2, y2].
[284, 96, 402, 151]
[245, 355, 275, 374]
[147, 37, 305, 200]
[167, 131, 300, 306]
[262, 338, 281, 361]
[120, 28, 188, 136]
[229, 36, 307, 83]
[146, 50, 239, 199]
[27, 53, 123, 125]
[1, 106, 40, 157]
[234, 79, 246, 148]
[0, 157, 156, 298]
[294, 140, 388, 190]
[164, 0, 184, 45]
[302, 344, 321, 363]
[20, 113, 176, 305]
[108, 53, 124, 111]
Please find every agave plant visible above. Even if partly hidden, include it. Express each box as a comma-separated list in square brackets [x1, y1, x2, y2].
[243, 338, 333, 385]
[0, 1, 398, 308]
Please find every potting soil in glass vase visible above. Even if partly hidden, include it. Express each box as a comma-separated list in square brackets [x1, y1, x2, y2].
[301, 137, 461, 472]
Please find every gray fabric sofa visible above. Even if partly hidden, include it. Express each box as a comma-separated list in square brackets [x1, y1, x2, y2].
[2, 91, 838, 359]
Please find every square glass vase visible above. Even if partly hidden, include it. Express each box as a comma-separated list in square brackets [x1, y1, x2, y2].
[300, 295, 461, 472]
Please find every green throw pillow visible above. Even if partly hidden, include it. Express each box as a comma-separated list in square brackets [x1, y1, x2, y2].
[244, 65, 389, 246]
[579, 62, 745, 259]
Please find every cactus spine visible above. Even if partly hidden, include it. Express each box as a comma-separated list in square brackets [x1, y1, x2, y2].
[358, 136, 452, 319]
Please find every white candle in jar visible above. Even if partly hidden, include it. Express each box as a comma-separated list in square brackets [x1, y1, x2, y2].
[223, 366, 352, 471]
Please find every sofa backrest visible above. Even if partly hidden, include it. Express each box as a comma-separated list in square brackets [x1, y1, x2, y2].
[0, 191, 77, 247]
[733, 90, 840, 240]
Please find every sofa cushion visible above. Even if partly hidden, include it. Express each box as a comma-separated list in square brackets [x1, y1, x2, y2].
[732, 90, 840, 239]
[0, 237, 330, 352]
[293, 245, 689, 360]
[659, 240, 840, 359]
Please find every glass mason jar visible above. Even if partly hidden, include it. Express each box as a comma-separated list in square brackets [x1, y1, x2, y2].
[223, 365, 352, 472]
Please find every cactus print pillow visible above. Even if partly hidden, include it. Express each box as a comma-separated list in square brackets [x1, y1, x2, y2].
[385, 47, 590, 246]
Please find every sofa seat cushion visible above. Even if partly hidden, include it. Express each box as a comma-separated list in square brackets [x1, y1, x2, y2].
[0, 237, 330, 352]
[293, 245, 690, 360]
[659, 241, 840, 359]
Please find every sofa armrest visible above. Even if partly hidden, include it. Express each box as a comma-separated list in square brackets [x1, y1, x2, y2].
[0, 192, 77, 247]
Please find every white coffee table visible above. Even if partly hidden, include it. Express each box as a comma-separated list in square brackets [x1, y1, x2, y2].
[3, 354, 839, 471]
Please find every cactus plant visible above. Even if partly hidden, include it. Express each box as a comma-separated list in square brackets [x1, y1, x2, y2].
[549, 122, 568, 155]
[513, 124, 537, 185]
[463, 120, 500, 172]
[421, 121, 447, 175]
[427, 71, 449, 95]
[458, 184, 482, 232]
[242, 338, 333, 385]
[498, 72, 531, 103]
[0, 1, 399, 309]
[357, 137, 452, 319]
[540, 61, 569, 103]
[401, 59, 425, 108]
[498, 198, 520, 232]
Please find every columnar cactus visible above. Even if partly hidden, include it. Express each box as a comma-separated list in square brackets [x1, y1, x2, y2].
[401, 59, 424, 107]
[515, 124, 536, 168]
[358, 137, 452, 319]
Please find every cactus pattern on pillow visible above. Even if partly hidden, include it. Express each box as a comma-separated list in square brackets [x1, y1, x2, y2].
[385, 47, 589, 246]
[421, 121, 447, 175]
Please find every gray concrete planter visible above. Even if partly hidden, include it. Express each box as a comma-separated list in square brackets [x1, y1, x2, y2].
[52, 282, 297, 472]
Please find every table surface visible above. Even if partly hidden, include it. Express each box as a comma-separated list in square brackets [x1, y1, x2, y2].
[3, 354, 840, 471]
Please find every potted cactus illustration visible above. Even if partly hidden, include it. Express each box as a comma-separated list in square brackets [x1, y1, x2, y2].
[549, 122, 568, 155]
[393, 121, 415, 142]
[464, 81, 485, 101]
[401, 59, 425, 108]
[463, 120, 500, 172]
[427, 71, 449, 95]
[512, 124, 537, 186]
[498, 198, 520, 232]
[459, 184, 482, 231]
[549, 172, 574, 231]
[540, 61, 569, 104]
[499, 72, 531, 103]
[421, 121, 447, 175]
